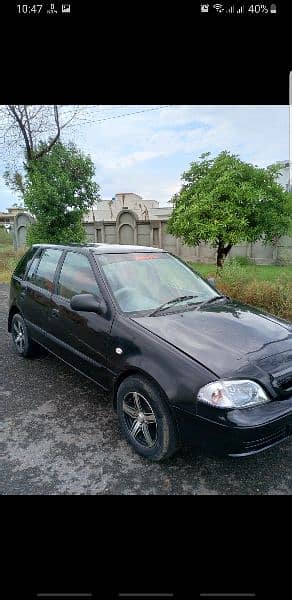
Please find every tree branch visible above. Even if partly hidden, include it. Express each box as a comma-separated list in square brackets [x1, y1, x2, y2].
[34, 105, 61, 159]
[8, 105, 32, 160]
[23, 105, 34, 153]
[60, 108, 79, 130]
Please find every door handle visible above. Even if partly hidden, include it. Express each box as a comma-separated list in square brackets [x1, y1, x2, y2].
[51, 308, 60, 318]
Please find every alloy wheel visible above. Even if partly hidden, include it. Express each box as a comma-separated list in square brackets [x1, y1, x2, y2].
[122, 391, 157, 448]
[13, 318, 26, 352]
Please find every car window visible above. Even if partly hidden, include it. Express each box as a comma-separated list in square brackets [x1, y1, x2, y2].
[13, 247, 38, 279]
[57, 252, 101, 300]
[26, 252, 41, 282]
[32, 248, 63, 292]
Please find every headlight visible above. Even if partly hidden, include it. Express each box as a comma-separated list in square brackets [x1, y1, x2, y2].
[197, 379, 270, 409]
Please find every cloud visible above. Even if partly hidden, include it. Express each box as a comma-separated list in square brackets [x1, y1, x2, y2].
[82, 106, 288, 170]
[0, 105, 289, 211]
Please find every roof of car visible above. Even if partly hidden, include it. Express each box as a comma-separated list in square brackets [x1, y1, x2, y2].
[32, 243, 165, 254]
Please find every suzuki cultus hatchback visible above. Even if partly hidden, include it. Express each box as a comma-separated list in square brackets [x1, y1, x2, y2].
[9, 243, 292, 461]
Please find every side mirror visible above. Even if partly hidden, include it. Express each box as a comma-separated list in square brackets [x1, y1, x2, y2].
[70, 293, 106, 315]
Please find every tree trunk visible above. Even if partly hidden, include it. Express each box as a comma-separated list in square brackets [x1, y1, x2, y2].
[216, 241, 232, 268]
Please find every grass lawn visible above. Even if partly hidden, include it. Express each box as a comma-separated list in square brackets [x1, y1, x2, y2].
[189, 260, 292, 321]
[189, 262, 292, 283]
[0, 243, 11, 252]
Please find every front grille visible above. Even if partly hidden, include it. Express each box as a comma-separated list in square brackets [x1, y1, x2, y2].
[243, 426, 290, 452]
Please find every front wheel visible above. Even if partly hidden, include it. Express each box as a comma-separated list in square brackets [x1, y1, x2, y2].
[117, 375, 178, 461]
[11, 313, 39, 358]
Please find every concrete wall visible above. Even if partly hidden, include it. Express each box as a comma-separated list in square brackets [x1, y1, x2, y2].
[84, 190, 292, 264]
[10, 206, 292, 265]
[85, 210, 292, 265]
[13, 213, 35, 249]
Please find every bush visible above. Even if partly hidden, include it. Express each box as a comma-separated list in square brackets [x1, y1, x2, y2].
[215, 264, 292, 321]
[227, 255, 253, 267]
[275, 250, 292, 266]
[0, 246, 26, 283]
[0, 227, 13, 245]
[218, 260, 250, 289]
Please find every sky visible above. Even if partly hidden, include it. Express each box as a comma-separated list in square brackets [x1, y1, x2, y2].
[0, 105, 289, 212]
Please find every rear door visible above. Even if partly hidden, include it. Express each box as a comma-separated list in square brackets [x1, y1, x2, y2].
[22, 247, 64, 345]
[10, 246, 39, 311]
[46, 250, 114, 390]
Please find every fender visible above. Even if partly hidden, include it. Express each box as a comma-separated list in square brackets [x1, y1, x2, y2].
[109, 314, 214, 412]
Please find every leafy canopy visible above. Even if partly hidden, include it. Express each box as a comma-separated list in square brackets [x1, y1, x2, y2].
[167, 151, 291, 249]
[23, 141, 100, 245]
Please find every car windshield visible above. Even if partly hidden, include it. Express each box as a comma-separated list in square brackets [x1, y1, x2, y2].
[95, 252, 220, 315]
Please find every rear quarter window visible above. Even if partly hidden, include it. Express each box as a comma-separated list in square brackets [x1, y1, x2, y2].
[33, 248, 63, 292]
[13, 247, 39, 280]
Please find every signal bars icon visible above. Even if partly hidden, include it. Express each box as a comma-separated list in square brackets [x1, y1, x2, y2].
[226, 5, 244, 12]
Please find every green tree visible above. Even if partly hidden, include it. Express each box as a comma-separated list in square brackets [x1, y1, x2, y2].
[167, 151, 292, 267]
[1, 105, 94, 196]
[23, 141, 100, 245]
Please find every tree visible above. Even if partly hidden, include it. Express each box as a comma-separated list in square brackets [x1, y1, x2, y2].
[0, 105, 94, 195]
[167, 151, 292, 268]
[23, 141, 100, 245]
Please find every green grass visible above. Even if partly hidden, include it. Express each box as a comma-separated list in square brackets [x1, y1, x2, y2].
[0, 242, 25, 283]
[189, 260, 292, 321]
[0, 243, 12, 252]
[189, 262, 292, 283]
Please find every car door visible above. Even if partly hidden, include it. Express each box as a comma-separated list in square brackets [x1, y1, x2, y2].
[22, 247, 64, 345]
[46, 250, 114, 390]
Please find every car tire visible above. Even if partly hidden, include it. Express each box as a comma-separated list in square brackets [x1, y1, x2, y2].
[117, 374, 179, 461]
[11, 313, 39, 358]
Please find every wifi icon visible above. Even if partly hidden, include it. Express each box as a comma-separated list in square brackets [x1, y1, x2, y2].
[213, 3, 224, 11]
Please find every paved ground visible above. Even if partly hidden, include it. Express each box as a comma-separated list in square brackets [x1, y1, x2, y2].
[1, 283, 292, 495]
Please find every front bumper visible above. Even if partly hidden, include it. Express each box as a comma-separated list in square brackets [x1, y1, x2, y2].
[173, 397, 292, 456]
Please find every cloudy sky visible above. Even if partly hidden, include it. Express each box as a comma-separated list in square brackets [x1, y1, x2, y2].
[0, 105, 289, 212]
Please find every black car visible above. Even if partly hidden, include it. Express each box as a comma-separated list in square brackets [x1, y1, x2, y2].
[8, 243, 292, 461]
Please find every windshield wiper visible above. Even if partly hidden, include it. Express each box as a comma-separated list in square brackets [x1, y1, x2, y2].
[149, 295, 199, 317]
[195, 294, 228, 311]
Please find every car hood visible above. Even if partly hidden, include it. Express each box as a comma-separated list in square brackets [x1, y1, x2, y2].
[132, 300, 292, 377]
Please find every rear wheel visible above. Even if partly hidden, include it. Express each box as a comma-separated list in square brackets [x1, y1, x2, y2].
[11, 313, 39, 358]
[117, 375, 178, 461]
